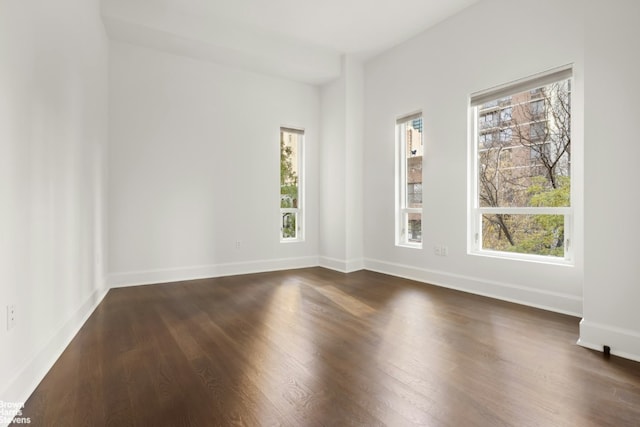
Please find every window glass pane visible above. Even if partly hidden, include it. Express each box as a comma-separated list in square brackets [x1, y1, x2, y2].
[530, 99, 545, 115]
[280, 127, 303, 242]
[482, 214, 565, 257]
[404, 117, 423, 210]
[404, 212, 422, 244]
[407, 183, 422, 206]
[500, 128, 512, 142]
[530, 87, 543, 98]
[477, 79, 571, 209]
[280, 130, 299, 209]
[281, 212, 297, 239]
[397, 115, 423, 246]
[529, 122, 546, 140]
[500, 107, 512, 122]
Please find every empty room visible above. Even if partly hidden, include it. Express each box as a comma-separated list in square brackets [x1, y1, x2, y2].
[2, 0, 640, 425]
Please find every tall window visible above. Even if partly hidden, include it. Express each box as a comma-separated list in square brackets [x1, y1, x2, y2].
[470, 67, 573, 262]
[396, 113, 423, 247]
[280, 127, 304, 241]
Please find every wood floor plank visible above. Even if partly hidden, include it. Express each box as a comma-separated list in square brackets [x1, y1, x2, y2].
[14, 268, 640, 426]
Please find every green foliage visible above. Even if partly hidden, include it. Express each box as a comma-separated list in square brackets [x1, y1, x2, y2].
[514, 177, 569, 256]
[483, 177, 570, 257]
[529, 176, 570, 208]
[281, 212, 297, 239]
[507, 216, 565, 257]
[280, 136, 298, 209]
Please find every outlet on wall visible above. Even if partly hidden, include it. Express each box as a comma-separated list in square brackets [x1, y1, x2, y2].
[7, 304, 16, 331]
[434, 245, 449, 256]
[235, 240, 241, 250]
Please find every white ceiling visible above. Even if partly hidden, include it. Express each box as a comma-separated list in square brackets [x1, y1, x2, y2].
[102, 0, 480, 84]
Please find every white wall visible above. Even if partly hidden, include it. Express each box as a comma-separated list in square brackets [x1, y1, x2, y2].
[579, 0, 640, 361]
[101, 0, 341, 85]
[319, 56, 364, 272]
[108, 41, 320, 286]
[344, 58, 365, 267]
[363, 0, 585, 315]
[320, 74, 347, 265]
[0, 0, 108, 410]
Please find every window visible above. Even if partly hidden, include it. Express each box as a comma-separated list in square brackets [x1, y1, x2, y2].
[480, 132, 499, 147]
[483, 99, 498, 108]
[529, 122, 546, 141]
[500, 107, 512, 123]
[470, 66, 573, 262]
[479, 112, 497, 129]
[500, 128, 513, 142]
[530, 142, 551, 162]
[396, 113, 423, 247]
[280, 127, 304, 241]
[530, 87, 543, 98]
[530, 99, 545, 116]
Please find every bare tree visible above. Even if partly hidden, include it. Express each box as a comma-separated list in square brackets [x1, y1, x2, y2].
[478, 146, 515, 246]
[512, 81, 571, 189]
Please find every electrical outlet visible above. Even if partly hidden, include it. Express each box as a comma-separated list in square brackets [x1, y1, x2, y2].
[434, 246, 449, 256]
[7, 305, 16, 331]
[235, 240, 241, 250]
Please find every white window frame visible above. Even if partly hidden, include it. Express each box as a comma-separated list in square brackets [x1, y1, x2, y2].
[468, 66, 574, 264]
[396, 112, 423, 249]
[280, 127, 304, 243]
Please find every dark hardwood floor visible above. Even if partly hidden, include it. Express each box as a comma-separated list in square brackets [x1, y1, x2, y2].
[16, 268, 640, 426]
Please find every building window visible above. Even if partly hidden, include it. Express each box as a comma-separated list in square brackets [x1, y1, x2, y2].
[530, 99, 545, 117]
[530, 87, 544, 98]
[480, 131, 501, 148]
[530, 142, 551, 162]
[479, 112, 497, 129]
[500, 107, 513, 123]
[529, 121, 546, 141]
[470, 67, 573, 262]
[396, 113, 423, 247]
[500, 128, 513, 143]
[280, 127, 304, 241]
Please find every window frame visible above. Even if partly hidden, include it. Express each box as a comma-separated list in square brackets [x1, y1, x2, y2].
[396, 112, 423, 249]
[468, 66, 574, 264]
[279, 127, 304, 243]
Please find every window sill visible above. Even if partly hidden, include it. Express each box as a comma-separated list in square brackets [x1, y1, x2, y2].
[469, 249, 573, 266]
[397, 243, 423, 250]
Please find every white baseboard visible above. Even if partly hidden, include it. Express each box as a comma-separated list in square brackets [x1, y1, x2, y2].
[364, 258, 582, 316]
[578, 319, 640, 363]
[108, 256, 320, 288]
[0, 286, 108, 427]
[346, 258, 365, 273]
[319, 256, 364, 273]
